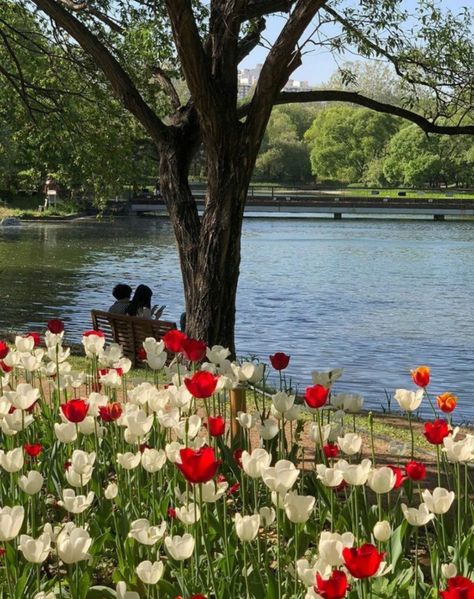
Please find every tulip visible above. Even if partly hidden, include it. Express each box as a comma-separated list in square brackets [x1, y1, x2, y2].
[176, 446, 220, 484]
[0, 505, 24, 541]
[116, 582, 140, 599]
[315, 570, 348, 599]
[54, 422, 78, 443]
[339, 458, 372, 486]
[136, 560, 165, 585]
[366, 467, 396, 494]
[405, 461, 427, 481]
[104, 483, 118, 500]
[259, 506, 276, 527]
[235, 513, 260, 542]
[443, 435, 474, 463]
[6, 383, 39, 411]
[424, 419, 450, 445]
[284, 491, 315, 523]
[310, 423, 331, 446]
[206, 415, 225, 437]
[18, 471, 44, 495]
[394, 388, 424, 412]
[163, 329, 187, 353]
[123, 409, 154, 437]
[312, 368, 343, 387]
[421, 487, 455, 514]
[129, 519, 167, 545]
[337, 433, 362, 456]
[437, 392, 458, 414]
[18, 533, 51, 563]
[334, 393, 364, 413]
[411, 365, 430, 387]
[316, 464, 344, 488]
[323, 443, 339, 459]
[141, 448, 166, 473]
[241, 448, 272, 479]
[201, 479, 228, 502]
[261, 460, 300, 495]
[259, 418, 279, 440]
[99, 402, 123, 422]
[373, 521, 392, 542]
[184, 371, 219, 398]
[0, 447, 24, 472]
[164, 533, 195, 560]
[60, 399, 89, 423]
[176, 503, 201, 525]
[401, 503, 435, 526]
[82, 330, 106, 356]
[47, 319, 64, 334]
[56, 525, 91, 564]
[0, 341, 9, 359]
[237, 411, 256, 429]
[24, 443, 42, 458]
[181, 338, 207, 362]
[318, 531, 354, 567]
[305, 384, 329, 408]
[440, 576, 474, 599]
[58, 489, 95, 514]
[269, 352, 290, 370]
[272, 391, 295, 413]
[206, 345, 231, 364]
[71, 450, 96, 474]
[117, 452, 141, 470]
[342, 543, 385, 578]
[34, 593, 57, 599]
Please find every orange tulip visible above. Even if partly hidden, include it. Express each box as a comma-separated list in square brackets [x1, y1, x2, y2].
[411, 365, 430, 387]
[437, 392, 458, 414]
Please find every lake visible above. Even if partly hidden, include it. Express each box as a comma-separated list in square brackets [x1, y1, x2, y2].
[1, 216, 473, 422]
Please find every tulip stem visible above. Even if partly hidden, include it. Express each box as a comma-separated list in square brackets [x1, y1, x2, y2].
[294, 524, 298, 598]
[243, 542, 250, 599]
[407, 412, 415, 460]
[276, 504, 282, 599]
[3, 544, 14, 598]
[198, 484, 218, 597]
[414, 527, 419, 597]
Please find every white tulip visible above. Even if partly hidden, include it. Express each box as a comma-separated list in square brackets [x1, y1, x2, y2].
[337, 433, 362, 456]
[242, 448, 272, 479]
[165, 442, 184, 463]
[18, 533, 51, 563]
[104, 483, 118, 500]
[18, 471, 44, 495]
[235, 513, 260, 542]
[116, 582, 140, 599]
[339, 459, 372, 486]
[316, 464, 344, 488]
[261, 460, 300, 494]
[259, 419, 279, 440]
[366, 467, 396, 494]
[318, 531, 354, 567]
[123, 409, 154, 437]
[443, 436, 474, 463]
[176, 504, 201, 525]
[174, 415, 202, 440]
[394, 389, 424, 412]
[117, 452, 141, 470]
[272, 391, 295, 414]
[0, 447, 24, 472]
[168, 385, 193, 410]
[401, 503, 435, 526]
[58, 489, 95, 514]
[421, 488, 455, 514]
[312, 368, 343, 387]
[129, 519, 166, 545]
[141, 449, 166, 473]
[34, 592, 57, 599]
[71, 450, 96, 475]
[0, 505, 24, 541]
[201, 479, 228, 502]
[165, 533, 195, 560]
[6, 383, 39, 410]
[143, 338, 165, 356]
[259, 506, 276, 527]
[65, 468, 92, 488]
[284, 491, 315, 523]
[54, 422, 77, 443]
[206, 345, 231, 364]
[373, 521, 392, 542]
[441, 563, 457, 578]
[82, 332, 106, 356]
[309, 423, 331, 446]
[136, 560, 165, 585]
[236, 411, 256, 429]
[56, 525, 92, 564]
[15, 335, 35, 353]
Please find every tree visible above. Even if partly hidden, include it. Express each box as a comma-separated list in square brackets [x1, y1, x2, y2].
[305, 105, 399, 183]
[2, 0, 474, 354]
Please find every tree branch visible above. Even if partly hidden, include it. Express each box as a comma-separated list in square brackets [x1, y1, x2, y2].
[151, 66, 181, 110]
[237, 17, 266, 61]
[270, 90, 474, 135]
[242, 0, 295, 21]
[31, 0, 169, 143]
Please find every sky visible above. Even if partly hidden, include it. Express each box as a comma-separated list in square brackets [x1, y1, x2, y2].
[239, 0, 473, 85]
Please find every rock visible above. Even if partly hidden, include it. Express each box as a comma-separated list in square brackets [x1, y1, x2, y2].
[0, 217, 21, 227]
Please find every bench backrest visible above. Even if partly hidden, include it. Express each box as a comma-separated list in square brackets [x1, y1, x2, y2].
[91, 310, 176, 366]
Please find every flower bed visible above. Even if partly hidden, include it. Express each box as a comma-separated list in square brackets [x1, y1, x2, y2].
[0, 326, 473, 599]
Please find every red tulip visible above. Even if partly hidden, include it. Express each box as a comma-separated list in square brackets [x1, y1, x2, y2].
[83, 329, 105, 338]
[47, 319, 64, 334]
[163, 329, 187, 353]
[0, 360, 12, 373]
[227, 482, 240, 496]
[139, 443, 151, 453]
[0, 341, 9, 360]
[405, 461, 427, 481]
[388, 465, 406, 489]
[181, 338, 207, 362]
[315, 570, 349, 599]
[25, 332, 41, 347]
[184, 371, 219, 398]
[305, 384, 329, 409]
[269, 352, 290, 371]
[99, 402, 123, 422]
[176, 446, 220, 484]
[137, 347, 147, 361]
[440, 576, 474, 599]
[24, 443, 42, 458]
[60, 399, 89, 423]
[168, 507, 177, 519]
[437, 392, 458, 414]
[411, 365, 430, 387]
[233, 448, 243, 468]
[323, 443, 339, 459]
[342, 543, 385, 579]
[0, 548, 5, 557]
[207, 416, 225, 437]
[424, 419, 450, 445]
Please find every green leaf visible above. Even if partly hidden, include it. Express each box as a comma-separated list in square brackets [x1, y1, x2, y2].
[86, 586, 116, 598]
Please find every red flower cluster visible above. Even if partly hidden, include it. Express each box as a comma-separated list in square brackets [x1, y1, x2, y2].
[440, 576, 474, 599]
[99, 402, 123, 422]
[184, 371, 219, 398]
[47, 319, 64, 334]
[207, 416, 225, 437]
[181, 338, 207, 362]
[315, 570, 348, 599]
[60, 399, 89, 423]
[176, 446, 220, 484]
[305, 384, 329, 408]
[342, 544, 385, 579]
[24, 443, 42, 458]
[424, 419, 450, 445]
[163, 329, 187, 353]
[83, 329, 105, 338]
[323, 443, 339, 459]
[269, 352, 290, 371]
[0, 341, 9, 360]
[405, 461, 426, 481]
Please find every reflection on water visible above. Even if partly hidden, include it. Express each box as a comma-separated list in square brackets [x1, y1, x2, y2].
[1, 216, 474, 421]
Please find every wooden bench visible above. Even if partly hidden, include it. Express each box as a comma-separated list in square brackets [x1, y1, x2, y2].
[91, 310, 176, 366]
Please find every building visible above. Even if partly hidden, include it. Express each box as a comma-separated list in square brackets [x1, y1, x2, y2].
[238, 64, 312, 99]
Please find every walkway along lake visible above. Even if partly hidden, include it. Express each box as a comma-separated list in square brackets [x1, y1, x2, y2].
[1, 216, 474, 422]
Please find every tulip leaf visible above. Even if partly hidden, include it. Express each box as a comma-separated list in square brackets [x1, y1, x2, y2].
[86, 586, 117, 598]
[390, 520, 408, 569]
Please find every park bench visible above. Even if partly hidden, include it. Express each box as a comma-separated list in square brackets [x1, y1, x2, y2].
[90, 310, 176, 366]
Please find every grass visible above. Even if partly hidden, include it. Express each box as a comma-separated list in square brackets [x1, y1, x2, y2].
[0, 192, 78, 219]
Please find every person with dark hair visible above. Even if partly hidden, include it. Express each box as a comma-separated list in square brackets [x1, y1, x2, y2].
[126, 284, 154, 318]
[108, 284, 132, 314]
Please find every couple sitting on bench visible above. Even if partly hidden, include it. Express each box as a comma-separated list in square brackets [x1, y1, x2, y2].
[109, 284, 165, 320]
